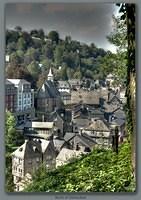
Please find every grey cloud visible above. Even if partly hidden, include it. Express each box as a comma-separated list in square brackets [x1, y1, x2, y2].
[5, 3, 118, 52]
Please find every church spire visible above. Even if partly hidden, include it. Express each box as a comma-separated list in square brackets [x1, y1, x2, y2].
[47, 68, 53, 81]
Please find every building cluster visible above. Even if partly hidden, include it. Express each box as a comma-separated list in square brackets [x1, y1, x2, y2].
[6, 68, 127, 191]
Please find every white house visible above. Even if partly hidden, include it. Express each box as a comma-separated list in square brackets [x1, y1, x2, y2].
[7, 79, 34, 122]
[11, 138, 56, 191]
[57, 81, 71, 93]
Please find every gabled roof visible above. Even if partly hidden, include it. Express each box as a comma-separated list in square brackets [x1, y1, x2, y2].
[108, 95, 121, 104]
[39, 139, 51, 153]
[60, 91, 71, 96]
[7, 79, 30, 86]
[73, 118, 90, 128]
[56, 148, 83, 162]
[71, 90, 100, 105]
[85, 118, 110, 131]
[58, 81, 70, 88]
[6, 79, 15, 85]
[53, 138, 66, 151]
[47, 110, 64, 122]
[38, 80, 60, 98]
[73, 133, 97, 149]
[110, 118, 125, 127]
[103, 102, 120, 113]
[113, 108, 126, 119]
[25, 121, 54, 129]
[11, 139, 42, 159]
[64, 132, 76, 142]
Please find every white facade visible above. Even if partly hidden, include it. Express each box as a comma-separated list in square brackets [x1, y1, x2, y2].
[58, 81, 71, 93]
[7, 79, 32, 112]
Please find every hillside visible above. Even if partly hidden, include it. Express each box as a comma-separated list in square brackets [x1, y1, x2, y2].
[24, 141, 135, 192]
[6, 28, 109, 89]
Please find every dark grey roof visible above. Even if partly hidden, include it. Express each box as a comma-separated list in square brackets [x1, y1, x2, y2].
[6, 79, 15, 85]
[60, 91, 71, 96]
[113, 109, 126, 120]
[53, 138, 66, 151]
[38, 80, 60, 98]
[110, 118, 125, 127]
[71, 90, 100, 105]
[47, 110, 64, 122]
[73, 118, 90, 128]
[108, 95, 121, 104]
[73, 134, 97, 149]
[58, 81, 70, 88]
[64, 132, 76, 142]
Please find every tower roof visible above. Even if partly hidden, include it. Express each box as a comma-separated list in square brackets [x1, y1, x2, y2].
[48, 68, 53, 76]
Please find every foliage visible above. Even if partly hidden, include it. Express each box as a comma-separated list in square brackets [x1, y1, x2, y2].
[48, 31, 59, 44]
[96, 14, 128, 87]
[5, 111, 24, 192]
[24, 142, 135, 192]
[6, 27, 108, 85]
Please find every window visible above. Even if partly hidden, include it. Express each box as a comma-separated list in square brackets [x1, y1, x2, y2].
[19, 101, 21, 105]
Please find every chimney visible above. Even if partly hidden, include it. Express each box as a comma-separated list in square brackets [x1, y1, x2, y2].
[108, 92, 110, 102]
[42, 114, 45, 122]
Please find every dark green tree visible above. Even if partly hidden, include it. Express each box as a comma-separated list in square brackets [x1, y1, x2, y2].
[48, 31, 59, 44]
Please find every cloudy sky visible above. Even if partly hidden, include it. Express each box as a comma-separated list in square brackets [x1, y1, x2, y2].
[5, 3, 120, 53]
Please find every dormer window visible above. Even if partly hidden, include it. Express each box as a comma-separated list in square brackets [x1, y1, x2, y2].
[19, 147, 23, 152]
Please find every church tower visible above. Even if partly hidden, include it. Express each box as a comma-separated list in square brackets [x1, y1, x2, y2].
[47, 68, 54, 82]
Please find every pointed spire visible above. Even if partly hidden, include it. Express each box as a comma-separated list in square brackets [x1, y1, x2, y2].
[47, 68, 53, 81]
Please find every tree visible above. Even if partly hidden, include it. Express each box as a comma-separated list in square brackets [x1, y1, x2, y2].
[54, 45, 64, 66]
[42, 44, 53, 59]
[24, 47, 38, 65]
[14, 26, 22, 32]
[38, 29, 45, 40]
[96, 14, 128, 87]
[10, 52, 20, 65]
[120, 3, 135, 177]
[5, 111, 24, 192]
[17, 37, 26, 51]
[27, 61, 41, 80]
[5, 111, 24, 149]
[48, 31, 59, 44]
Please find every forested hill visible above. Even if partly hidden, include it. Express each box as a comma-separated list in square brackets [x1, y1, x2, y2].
[24, 142, 135, 192]
[5, 28, 110, 88]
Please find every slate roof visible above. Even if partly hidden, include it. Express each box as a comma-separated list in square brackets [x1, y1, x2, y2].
[60, 91, 71, 97]
[6, 79, 15, 85]
[64, 132, 76, 142]
[53, 138, 66, 151]
[56, 148, 83, 162]
[7, 79, 30, 86]
[11, 139, 42, 158]
[73, 133, 97, 149]
[47, 110, 63, 122]
[58, 81, 70, 88]
[85, 118, 110, 132]
[38, 80, 60, 98]
[110, 118, 125, 127]
[71, 90, 100, 105]
[12, 139, 52, 158]
[103, 102, 120, 113]
[73, 118, 90, 128]
[24, 121, 54, 129]
[113, 109, 126, 120]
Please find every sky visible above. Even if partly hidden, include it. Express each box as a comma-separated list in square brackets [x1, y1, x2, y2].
[5, 3, 120, 53]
